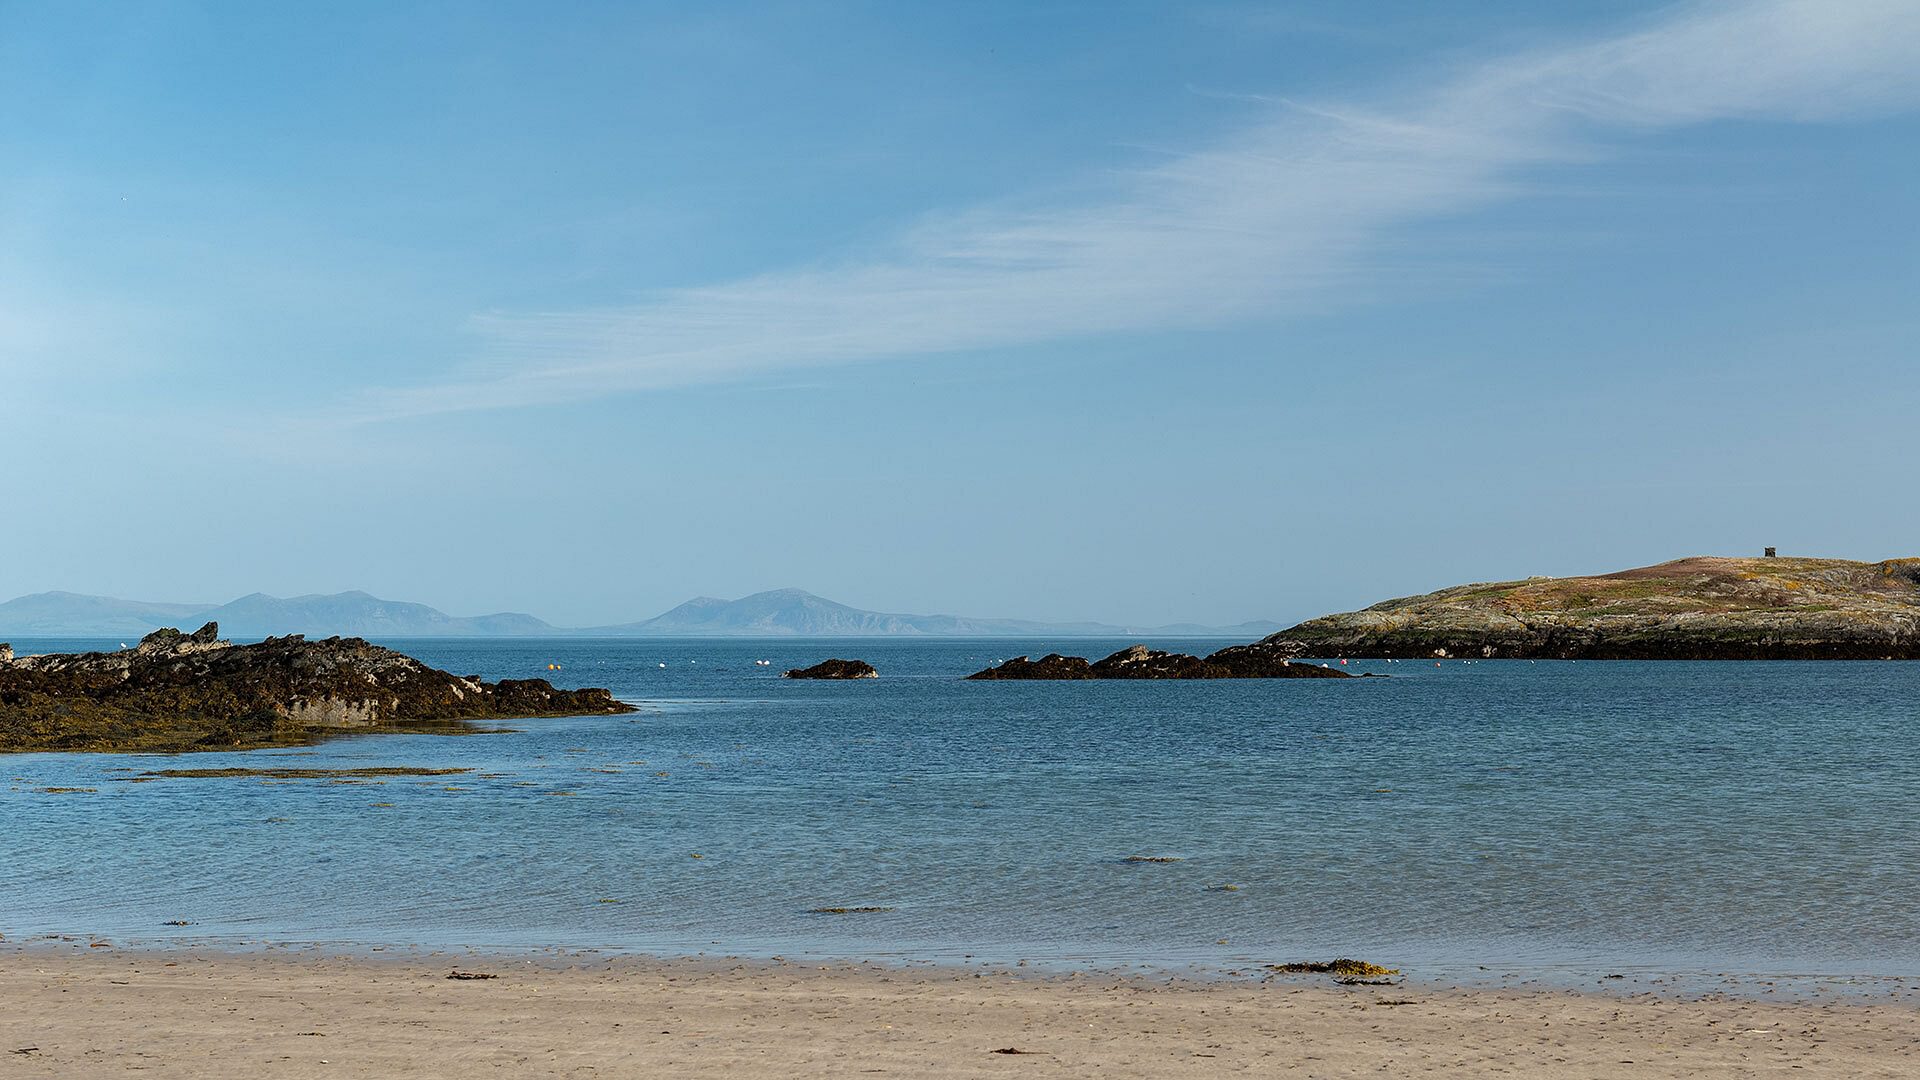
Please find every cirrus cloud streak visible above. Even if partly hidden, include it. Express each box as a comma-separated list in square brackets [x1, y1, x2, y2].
[350, 0, 1920, 422]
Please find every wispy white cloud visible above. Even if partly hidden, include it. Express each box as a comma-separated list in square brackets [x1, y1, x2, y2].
[351, 0, 1920, 422]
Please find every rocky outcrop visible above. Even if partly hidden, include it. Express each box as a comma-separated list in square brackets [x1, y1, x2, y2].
[0, 623, 635, 753]
[967, 653, 1096, 680]
[783, 658, 878, 679]
[1263, 556, 1920, 660]
[968, 643, 1357, 680]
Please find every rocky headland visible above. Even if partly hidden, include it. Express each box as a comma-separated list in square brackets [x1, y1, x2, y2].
[1262, 556, 1920, 660]
[0, 623, 635, 753]
[783, 659, 879, 679]
[967, 643, 1358, 680]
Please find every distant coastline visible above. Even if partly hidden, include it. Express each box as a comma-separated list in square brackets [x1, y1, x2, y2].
[0, 587, 1281, 641]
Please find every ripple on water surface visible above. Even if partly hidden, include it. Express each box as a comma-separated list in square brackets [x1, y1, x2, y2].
[4, 639, 1920, 979]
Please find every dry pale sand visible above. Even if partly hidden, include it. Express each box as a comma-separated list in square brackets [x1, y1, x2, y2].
[3, 947, 1918, 1078]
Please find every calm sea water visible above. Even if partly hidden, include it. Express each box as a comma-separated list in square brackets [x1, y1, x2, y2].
[5, 638, 1919, 980]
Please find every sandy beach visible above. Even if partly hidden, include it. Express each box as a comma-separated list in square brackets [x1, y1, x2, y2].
[3, 948, 1917, 1078]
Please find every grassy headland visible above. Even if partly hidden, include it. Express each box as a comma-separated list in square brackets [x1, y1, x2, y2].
[1264, 556, 1920, 659]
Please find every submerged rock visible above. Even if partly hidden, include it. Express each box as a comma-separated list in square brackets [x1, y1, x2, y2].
[0, 623, 634, 753]
[968, 643, 1358, 680]
[783, 658, 878, 679]
[133, 767, 473, 780]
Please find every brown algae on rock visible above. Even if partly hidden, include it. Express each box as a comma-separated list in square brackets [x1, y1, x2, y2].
[0, 623, 633, 754]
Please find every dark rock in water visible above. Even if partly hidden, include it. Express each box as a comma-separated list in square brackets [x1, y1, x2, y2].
[966, 653, 1095, 680]
[967, 643, 1358, 680]
[1201, 641, 1351, 677]
[783, 658, 878, 679]
[0, 627, 634, 753]
[1089, 644, 1218, 679]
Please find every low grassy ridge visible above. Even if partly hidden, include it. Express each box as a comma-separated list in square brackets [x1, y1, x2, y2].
[1264, 556, 1920, 660]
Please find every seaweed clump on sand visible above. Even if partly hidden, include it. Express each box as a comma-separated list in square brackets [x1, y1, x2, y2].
[0, 623, 635, 754]
[1267, 959, 1401, 984]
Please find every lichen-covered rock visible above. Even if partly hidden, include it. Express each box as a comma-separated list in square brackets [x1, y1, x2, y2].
[967, 643, 1355, 680]
[0, 625, 634, 753]
[1264, 556, 1920, 660]
[783, 658, 878, 679]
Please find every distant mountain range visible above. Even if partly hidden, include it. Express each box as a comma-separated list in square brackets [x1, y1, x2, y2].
[0, 590, 556, 641]
[0, 588, 1279, 641]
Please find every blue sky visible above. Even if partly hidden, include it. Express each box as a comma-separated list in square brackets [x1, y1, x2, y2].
[2, 0, 1917, 628]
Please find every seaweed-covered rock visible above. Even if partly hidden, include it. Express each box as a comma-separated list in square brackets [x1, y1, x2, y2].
[0, 627, 634, 753]
[783, 658, 878, 679]
[967, 643, 1357, 680]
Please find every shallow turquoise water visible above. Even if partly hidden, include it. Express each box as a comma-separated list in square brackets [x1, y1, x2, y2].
[5, 638, 1919, 978]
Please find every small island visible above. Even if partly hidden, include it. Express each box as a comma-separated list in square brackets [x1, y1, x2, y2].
[968, 643, 1357, 680]
[1263, 555, 1920, 660]
[0, 623, 635, 753]
[783, 658, 878, 679]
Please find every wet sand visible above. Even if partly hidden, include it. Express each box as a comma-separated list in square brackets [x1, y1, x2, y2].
[2, 948, 1917, 1078]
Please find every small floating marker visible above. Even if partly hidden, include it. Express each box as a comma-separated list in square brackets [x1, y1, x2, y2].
[659, 662, 667, 668]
